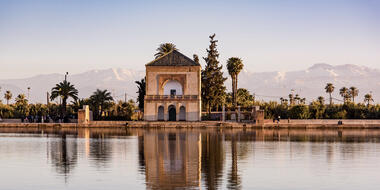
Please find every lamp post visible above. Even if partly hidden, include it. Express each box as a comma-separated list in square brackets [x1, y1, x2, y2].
[64, 72, 68, 82]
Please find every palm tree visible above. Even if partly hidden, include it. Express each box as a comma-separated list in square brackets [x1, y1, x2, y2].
[15, 94, 28, 117]
[289, 94, 294, 105]
[4, 90, 12, 105]
[325, 83, 334, 105]
[226, 57, 244, 106]
[294, 94, 301, 104]
[300, 98, 306, 105]
[317, 96, 325, 105]
[349, 86, 359, 103]
[15, 94, 28, 104]
[154, 43, 178, 58]
[50, 80, 79, 118]
[90, 89, 114, 119]
[364, 93, 374, 106]
[339, 87, 350, 103]
[135, 77, 146, 112]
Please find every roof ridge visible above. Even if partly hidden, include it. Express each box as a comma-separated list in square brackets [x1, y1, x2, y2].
[146, 50, 200, 66]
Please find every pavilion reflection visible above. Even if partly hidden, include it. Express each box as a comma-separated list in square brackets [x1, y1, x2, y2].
[139, 131, 202, 189]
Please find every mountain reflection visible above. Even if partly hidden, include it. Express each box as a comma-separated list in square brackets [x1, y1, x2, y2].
[1, 127, 380, 189]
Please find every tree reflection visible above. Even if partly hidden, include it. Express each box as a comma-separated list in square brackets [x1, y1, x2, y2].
[49, 133, 78, 181]
[201, 132, 225, 190]
[89, 135, 112, 168]
[227, 135, 241, 190]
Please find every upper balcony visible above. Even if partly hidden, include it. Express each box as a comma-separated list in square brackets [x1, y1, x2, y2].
[145, 95, 199, 101]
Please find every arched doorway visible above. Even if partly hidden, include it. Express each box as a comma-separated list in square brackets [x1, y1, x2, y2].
[168, 105, 176, 121]
[157, 106, 164, 121]
[179, 106, 186, 121]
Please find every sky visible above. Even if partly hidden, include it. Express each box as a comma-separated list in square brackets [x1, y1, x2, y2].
[0, 0, 379, 79]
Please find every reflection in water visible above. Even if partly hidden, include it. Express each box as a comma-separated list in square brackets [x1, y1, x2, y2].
[140, 131, 202, 189]
[1, 127, 380, 189]
[227, 136, 241, 190]
[89, 134, 112, 168]
[201, 133, 225, 190]
[48, 133, 78, 181]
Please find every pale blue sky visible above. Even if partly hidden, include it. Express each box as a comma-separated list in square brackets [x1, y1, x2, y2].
[1, 0, 379, 79]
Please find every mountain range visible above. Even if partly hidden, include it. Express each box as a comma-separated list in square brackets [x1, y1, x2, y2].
[1, 64, 379, 104]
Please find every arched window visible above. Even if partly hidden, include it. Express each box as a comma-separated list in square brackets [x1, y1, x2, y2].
[179, 106, 186, 121]
[157, 106, 164, 121]
[163, 80, 183, 95]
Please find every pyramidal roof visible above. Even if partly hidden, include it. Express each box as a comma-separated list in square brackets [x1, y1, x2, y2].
[146, 50, 200, 66]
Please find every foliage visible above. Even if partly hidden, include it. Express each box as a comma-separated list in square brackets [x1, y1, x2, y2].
[90, 89, 114, 119]
[325, 83, 334, 105]
[201, 34, 227, 114]
[193, 54, 199, 64]
[226, 57, 244, 106]
[154, 43, 178, 58]
[135, 77, 146, 111]
[50, 80, 79, 119]
[15, 94, 28, 117]
[4, 90, 12, 105]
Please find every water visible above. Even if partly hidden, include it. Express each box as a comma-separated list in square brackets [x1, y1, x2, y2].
[0, 128, 380, 190]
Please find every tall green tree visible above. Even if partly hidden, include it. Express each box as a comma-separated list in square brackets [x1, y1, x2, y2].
[135, 77, 146, 111]
[294, 94, 300, 104]
[201, 34, 227, 114]
[349, 86, 359, 103]
[15, 94, 28, 117]
[364, 93, 374, 106]
[339, 87, 350, 103]
[90, 89, 114, 119]
[317, 96, 325, 105]
[325, 83, 335, 105]
[4, 90, 12, 105]
[50, 80, 79, 118]
[288, 94, 294, 105]
[236, 88, 254, 107]
[154, 43, 178, 58]
[226, 57, 244, 106]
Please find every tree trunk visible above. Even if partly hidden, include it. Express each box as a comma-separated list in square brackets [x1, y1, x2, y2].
[232, 75, 237, 107]
[235, 76, 238, 106]
[62, 98, 67, 120]
[329, 93, 332, 105]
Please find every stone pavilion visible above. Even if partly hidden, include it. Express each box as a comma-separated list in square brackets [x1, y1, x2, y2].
[144, 50, 201, 121]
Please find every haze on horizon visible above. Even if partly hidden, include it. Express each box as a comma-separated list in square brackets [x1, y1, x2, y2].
[1, 0, 380, 79]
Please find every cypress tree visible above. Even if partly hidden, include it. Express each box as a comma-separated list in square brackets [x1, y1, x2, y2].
[201, 34, 227, 115]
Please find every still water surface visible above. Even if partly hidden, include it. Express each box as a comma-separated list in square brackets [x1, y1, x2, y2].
[0, 127, 380, 190]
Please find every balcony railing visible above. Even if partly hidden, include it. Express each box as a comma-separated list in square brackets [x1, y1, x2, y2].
[145, 95, 199, 100]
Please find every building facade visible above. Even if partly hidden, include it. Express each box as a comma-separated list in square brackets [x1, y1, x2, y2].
[144, 50, 201, 121]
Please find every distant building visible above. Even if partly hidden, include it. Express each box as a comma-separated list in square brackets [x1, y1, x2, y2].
[144, 50, 201, 121]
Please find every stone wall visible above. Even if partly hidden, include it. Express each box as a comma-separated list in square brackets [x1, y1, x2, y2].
[266, 119, 380, 125]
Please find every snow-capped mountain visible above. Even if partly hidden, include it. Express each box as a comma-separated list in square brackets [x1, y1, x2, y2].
[0, 64, 379, 104]
[0, 68, 144, 104]
[235, 63, 380, 103]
